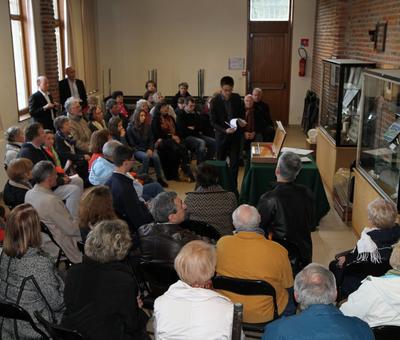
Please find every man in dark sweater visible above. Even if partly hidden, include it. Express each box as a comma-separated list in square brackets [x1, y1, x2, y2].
[257, 152, 315, 267]
[176, 97, 215, 163]
[210, 76, 245, 188]
[252, 87, 275, 142]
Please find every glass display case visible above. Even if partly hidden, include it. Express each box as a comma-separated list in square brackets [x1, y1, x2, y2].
[357, 69, 400, 210]
[319, 59, 375, 146]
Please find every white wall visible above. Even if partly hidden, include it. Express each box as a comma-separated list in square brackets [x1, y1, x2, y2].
[96, 0, 248, 97]
[289, 0, 316, 125]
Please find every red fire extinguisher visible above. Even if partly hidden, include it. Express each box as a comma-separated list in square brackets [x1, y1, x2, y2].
[298, 47, 308, 77]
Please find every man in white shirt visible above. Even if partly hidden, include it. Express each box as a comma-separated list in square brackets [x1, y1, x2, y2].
[59, 66, 88, 109]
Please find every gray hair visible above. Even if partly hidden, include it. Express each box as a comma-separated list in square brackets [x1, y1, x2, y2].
[150, 191, 178, 223]
[64, 97, 80, 113]
[105, 98, 117, 111]
[133, 99, 149, 118]
[277, 151, 302, 181]
[390, 240, 400, 270]
[252, 87, 262, 94]
[367, 198, 397, 229]
[232, 204, 261, 230]
[294, 263, 337, 310]
[102, 140, 121, 159]
[53, 116, 70, 131]
[85, 219, 132, 263]
[5, 126, 23, 142]
[36, 75, 47, 85]
[32, 161, 55, 183]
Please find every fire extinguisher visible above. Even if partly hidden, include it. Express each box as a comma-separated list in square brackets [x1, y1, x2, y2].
[298, 47, 308, 77]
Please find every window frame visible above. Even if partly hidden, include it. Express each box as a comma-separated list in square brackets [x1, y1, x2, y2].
[9, 0, 31, 117]
[54, 0, 66, 80]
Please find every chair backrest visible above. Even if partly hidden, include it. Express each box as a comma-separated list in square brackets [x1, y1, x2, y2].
[34, 311, 84, 340]
[139, 261, 179, 297]
[344, 261, 392, 278]
[212, 275, 279, 319]
[40, 222, 72, 268]
[0, 300, 49, 339]
[274, 238, 307, 275]
[232, 303, 243, 340]
[181, 220, 221, 241]
[372, 325, 400, 340]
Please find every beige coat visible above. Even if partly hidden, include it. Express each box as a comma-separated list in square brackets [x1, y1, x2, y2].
[25, 184, 82, 263]
[67, 113, 92, 153]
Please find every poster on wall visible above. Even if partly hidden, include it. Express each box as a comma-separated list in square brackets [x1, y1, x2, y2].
[229, 57, 245, 70]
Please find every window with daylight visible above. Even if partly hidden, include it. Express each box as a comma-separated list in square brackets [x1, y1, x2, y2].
[9, 0, 30, 114]
[250, 0, 290, 21]
[53, 0, 66, 80]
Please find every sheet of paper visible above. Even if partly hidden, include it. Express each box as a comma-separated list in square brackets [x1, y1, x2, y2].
[301, 157, 312, 163]
[281, 147, 314, 155]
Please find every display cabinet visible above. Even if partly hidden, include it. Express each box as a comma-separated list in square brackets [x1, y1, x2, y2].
[357, 68, 400, 210]
[319, 59, 375, 146]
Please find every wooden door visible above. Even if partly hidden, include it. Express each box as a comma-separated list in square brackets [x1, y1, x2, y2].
[248, 18, 292, 126]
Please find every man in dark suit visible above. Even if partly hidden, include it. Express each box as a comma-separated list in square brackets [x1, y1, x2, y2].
[28, 76, 58, 131]
[252, 87, 275, 142]
[59, 66, 87, 109]
[106, 144, 153, 234]
[210, 76, 245, 188]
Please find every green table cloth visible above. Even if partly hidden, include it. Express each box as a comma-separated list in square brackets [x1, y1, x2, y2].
[239, 156, 330, 224]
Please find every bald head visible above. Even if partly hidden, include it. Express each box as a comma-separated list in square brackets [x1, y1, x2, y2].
[232, 204, 261, 230]
[37, 76, 49, 92]
[66, 66, 76, 80]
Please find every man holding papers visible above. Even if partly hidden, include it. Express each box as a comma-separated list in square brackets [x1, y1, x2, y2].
[210, 76, 245, 188]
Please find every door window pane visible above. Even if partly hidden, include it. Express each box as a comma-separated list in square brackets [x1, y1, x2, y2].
[53, 0, 59, 19]
[9, 0, 20, 16]
[250, 0, 290, 21]
[11, 20, 28, 110]
[55, 27, 63, 80]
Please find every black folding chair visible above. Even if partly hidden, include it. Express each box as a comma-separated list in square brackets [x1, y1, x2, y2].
[0, 300, 49, 339]
[34, 311, 85, 340]
[372, 325, 400, 340]
[181, 220, 221, 241]
[139, 261, 179, 309]
[213, 276, 280, 339]
[232, 303, 243, 340]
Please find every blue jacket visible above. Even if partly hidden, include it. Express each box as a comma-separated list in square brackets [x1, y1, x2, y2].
[262, 304, 373, 340]
[89, 157, 115, 185]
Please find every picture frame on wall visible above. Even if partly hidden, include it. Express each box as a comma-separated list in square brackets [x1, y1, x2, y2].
[374, 22, 387, 52]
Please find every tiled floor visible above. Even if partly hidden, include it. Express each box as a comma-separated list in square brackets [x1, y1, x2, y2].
[168, 125, 358, 266]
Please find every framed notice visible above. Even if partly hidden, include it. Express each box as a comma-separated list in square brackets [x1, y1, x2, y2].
[229, 57, 245, 70]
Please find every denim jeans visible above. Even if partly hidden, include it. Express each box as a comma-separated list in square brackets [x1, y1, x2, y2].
[184, 135, 216, 163]
[142, 182, 164, 201]
[134, 150, 164, 179]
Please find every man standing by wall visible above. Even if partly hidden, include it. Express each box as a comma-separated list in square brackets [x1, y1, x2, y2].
[210, 76, 245, 189]
[59, 66, 88, 110]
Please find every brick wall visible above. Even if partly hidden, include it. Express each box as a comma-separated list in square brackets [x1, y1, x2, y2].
[311, 0, 400, 97]
[40, 0, 59, 103]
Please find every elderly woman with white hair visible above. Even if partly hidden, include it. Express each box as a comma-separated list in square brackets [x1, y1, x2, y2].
[330, 197, 400, 297]
[62, 219, 150, 340]
[262, 263, 374, 340]
[154, 240, 241, 340]
[341, 240, 400, 327]
[4, 125, 25, 168]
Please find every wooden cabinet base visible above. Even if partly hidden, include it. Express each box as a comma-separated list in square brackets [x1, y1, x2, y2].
[316, 129, 357, 193]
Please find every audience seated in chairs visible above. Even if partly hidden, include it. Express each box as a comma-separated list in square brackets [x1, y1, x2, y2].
[152, 101, 193, 181]
[25, 161, 82, 264]
[257, 151, 315, 267]
[171, 81, 191, 109]
[19, 122, 84, 221]
[3, 158, 33, 209]
[133, 99, 152, 124]
[61, 219, 150, 340]
[104, 98, 129, 128]
[88, 129, 110, 170]
[4, 125, 25, 169]
[149, 92, 177, 120]
[108, 115, 128, 144]
[340, 240, 400, 327]
[126, 109, 168, 187]
[216, 204, 295, 323]
[65, 97, 92, 154]
[330, 198, 400, 298]
[79, 185, 117, 242]
[53, 117, 90, 182]
[176, 96, 215, 164]
[0, 204, 65, 339]
[106, 145, 153, 233]
[262, 263, 374, 340]
[184, 162, 237, 235]
[138, 191, 201, 266]
[175, 96, 185, 114]
[154, 240, 241, 339]
[87, 104, 107, 133]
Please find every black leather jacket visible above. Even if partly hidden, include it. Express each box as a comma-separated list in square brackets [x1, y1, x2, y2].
[257, 182, 316, 264]
[137, 222, 200, 265]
